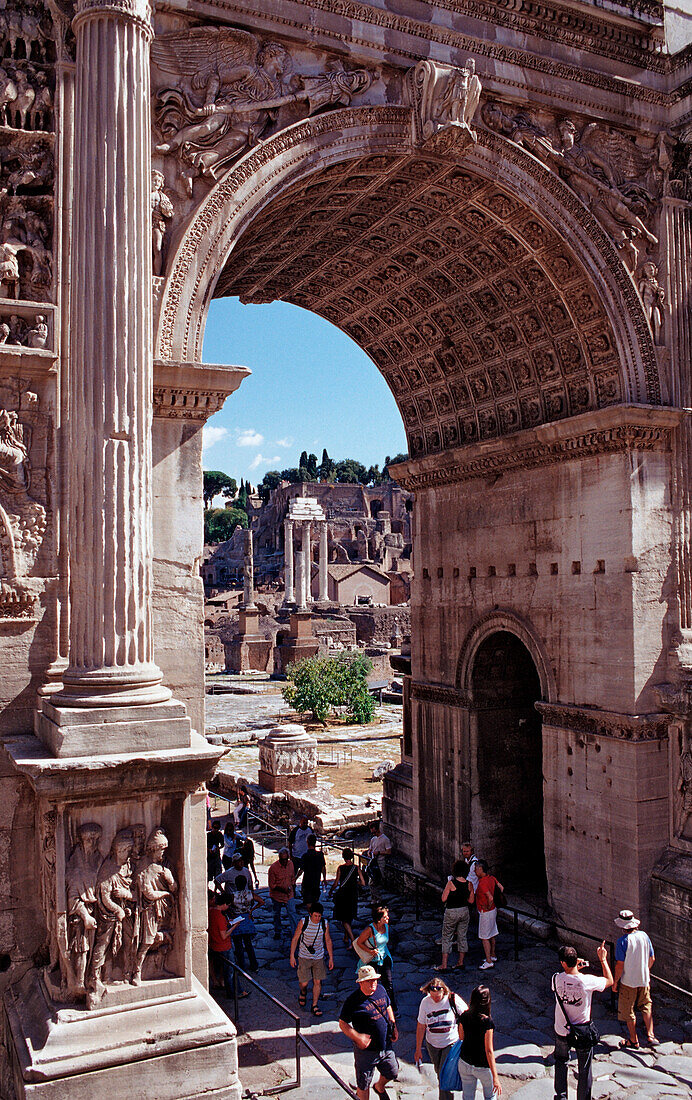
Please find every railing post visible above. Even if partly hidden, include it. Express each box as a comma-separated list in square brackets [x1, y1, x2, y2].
[233, 961, 239, 1023]
[514, 909, 519, 961]
[295, 1018, 301, 1089]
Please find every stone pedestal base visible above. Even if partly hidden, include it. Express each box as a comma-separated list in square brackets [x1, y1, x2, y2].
[225, 638, 272, 673]
[650, 847, 692, 991]
[273, 611, 318, 677]
[3, 970, 241, 1099]
[258, 724, 317, 792]
[35, 697, 192, 757]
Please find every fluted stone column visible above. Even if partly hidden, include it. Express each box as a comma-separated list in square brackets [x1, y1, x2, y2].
[57, 0, 167, 707]
[319, 521, 328, 601]
[284, 518, 294, 604]
[302, 520, 311, 606]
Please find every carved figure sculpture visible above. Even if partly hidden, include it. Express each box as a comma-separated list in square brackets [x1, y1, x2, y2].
[0, 65, 17, 126]
[27, 313, 48, 347]
[638, 262, 665, 342]
[410, 58, 482, 146]
[0, 408, 28, 493]
[86, 828, 135, 1008]
[4, 144, 52, 194]
[65, 823, 103, 997]
[1, 8, 49, 62]
[130, 828, 177, 985]
[151, 170, 173, 277]
[0, 323, 9, 344]
[153, 28, 371, 191]
[30, 70, 52, 130]
[10, 68, 36, 131]
[0, 242, 20, 299]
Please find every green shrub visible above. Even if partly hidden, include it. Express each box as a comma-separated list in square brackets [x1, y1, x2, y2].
[282, 652, 375, 724]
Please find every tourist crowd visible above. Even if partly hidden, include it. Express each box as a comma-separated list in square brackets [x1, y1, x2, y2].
[207, 814, 658, 1100]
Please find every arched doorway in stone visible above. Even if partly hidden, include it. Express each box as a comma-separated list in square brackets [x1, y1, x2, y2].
[470, 630, 546, 898]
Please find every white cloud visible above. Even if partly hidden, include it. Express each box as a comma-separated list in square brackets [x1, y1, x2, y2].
[249, 453, 281, 471]
[202, 425, 227, 454]
[236, 428, 264, 447]
[276, 437, 293, 448]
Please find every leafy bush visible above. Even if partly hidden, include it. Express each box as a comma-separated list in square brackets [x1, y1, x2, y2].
[282, 652, 375, 724]
[204, 507, 248, 544]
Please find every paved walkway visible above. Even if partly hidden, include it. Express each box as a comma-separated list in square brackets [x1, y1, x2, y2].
[212, 849, 692, 1100]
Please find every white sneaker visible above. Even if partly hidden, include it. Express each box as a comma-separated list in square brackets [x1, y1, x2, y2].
[479, 961, 494, 970]
[491, 956, 498, 962]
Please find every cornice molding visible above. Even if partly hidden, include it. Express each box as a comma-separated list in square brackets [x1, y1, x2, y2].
[391, 405, 682, 490]
[152, 359, 250, 420]
[159, 0, 690, 111]
[412, 681, 471, 707]
[536, 701, 670, 742]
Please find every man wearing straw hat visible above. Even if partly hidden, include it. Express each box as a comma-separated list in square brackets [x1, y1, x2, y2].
[339, 964, 398, 1100]
[612, 909, 657, 1049]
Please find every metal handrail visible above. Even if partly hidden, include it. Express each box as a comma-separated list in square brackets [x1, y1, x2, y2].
[226, 962, 359, 1098]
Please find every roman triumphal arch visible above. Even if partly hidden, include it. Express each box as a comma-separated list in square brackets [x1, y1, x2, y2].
[1, 0, 692, 1095]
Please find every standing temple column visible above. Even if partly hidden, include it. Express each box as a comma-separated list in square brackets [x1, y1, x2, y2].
[284, 518, 294, 604]
[319, 521, 328, 601]
[56, 0, 167, 707]
[302, 520, 311, 606]
[242, 528, 255, 607]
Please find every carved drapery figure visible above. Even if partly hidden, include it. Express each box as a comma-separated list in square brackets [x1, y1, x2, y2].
[679, 740, 692, 840]
[130, 828, 177, 985]
[0, 242, 20, 299]
[151, 170, 173, 277]
[409, 58, 482, 148]
[86, 828, 135, 1008]
[65, 823, 103, 997]
[152, 27, 371, 192]
[0, 408, 28, 494]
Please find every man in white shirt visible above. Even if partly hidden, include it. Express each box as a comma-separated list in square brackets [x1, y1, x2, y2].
[289, 815, 314, 879]
[612, 909, 657, 1048]
[461, 842, 479, 891]
[553, 941, 612, 1100]
[367, 821, 392, 903]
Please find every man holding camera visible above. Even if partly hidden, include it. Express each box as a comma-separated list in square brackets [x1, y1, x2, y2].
[552, 941, 613, 1100]
[290, 901, 333, 1016]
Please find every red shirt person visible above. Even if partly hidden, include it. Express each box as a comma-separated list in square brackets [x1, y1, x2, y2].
[474, 860, 503, 969]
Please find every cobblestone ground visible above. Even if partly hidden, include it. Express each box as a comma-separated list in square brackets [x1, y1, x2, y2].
[211, 846, 692, 1100]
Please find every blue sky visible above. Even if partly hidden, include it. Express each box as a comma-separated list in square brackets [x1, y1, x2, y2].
[201, 297, 407, 485]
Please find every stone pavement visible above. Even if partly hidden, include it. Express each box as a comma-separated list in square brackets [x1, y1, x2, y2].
[212, 851, 692, 1100]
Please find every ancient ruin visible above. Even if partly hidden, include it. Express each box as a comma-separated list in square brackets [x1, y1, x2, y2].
[1, 0, 692, 1094]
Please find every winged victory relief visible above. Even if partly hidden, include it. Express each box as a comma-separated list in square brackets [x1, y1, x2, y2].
[152, 27, 372, 192]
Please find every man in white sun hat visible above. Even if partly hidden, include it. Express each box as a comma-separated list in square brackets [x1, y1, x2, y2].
[612, 909, 657, 1049]
[339, 964, 398, 1100]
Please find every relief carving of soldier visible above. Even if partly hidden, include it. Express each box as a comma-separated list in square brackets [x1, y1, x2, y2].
[65, 822, 103, 997]
[86, 827, 135, 1008]
[131, 827, 177, 985]
[152, 27, 370, 191]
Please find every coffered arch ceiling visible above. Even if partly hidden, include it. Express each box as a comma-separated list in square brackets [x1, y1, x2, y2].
[215, 152, 655, 459]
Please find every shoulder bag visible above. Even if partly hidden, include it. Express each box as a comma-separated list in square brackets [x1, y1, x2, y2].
[552, 974, 600, 1050]
[353, 924, 377, 963]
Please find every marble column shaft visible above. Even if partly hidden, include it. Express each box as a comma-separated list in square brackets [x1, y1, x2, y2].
[666, 198, 692, 649]
[301, 520, 311, 606]
[319, 522, 328, 601]
[61, 0, 166, 704]
[284, 518, 294, 604]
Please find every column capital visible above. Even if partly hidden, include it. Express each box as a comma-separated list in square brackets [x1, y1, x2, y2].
[73, 0, 153, 35]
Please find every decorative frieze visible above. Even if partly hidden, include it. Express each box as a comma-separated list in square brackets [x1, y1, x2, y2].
[411, 681, 471, 708]
[536, 701, 670, 742]
[392, 406, 680, 491]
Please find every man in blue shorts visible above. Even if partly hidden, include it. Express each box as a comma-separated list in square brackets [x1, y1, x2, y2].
[339, 964, 398, 1100]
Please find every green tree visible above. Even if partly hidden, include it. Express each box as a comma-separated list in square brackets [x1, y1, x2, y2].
[319, 448, 335, 481]
[281, 467, 302, 483]
[335, 458, 368, 484]
[259, 470, 283, 503]
[237, 479, 248, 509]
[204, 507, 247, 544]
[203, 470, 237, 509]
[282, 652, 374, 724]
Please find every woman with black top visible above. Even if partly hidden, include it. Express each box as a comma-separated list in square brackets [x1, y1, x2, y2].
[457, 985, 501, 1098]
[435, 859, 474, 972]
[329, 848, 366, 944]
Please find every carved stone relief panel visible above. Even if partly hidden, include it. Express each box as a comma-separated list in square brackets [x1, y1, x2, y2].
[217, 152, 625, 458]
[0, 386, 50, 619]
[151, 20, 373, 204]
[0, 1, 56, 305]
[47, 797, 184, 1007]
[481, 100, 668, 276]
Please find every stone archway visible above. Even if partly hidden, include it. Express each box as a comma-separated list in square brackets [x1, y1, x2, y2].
[156, 106, 660, 453]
